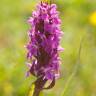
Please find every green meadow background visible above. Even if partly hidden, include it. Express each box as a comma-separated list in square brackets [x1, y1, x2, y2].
[0, 0, 96, 96]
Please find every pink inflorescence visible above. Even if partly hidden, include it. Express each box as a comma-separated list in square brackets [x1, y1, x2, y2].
[26, 2, 64, 81]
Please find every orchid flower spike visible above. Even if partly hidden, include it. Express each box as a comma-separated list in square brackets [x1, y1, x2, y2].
[26, 1, 64, 96]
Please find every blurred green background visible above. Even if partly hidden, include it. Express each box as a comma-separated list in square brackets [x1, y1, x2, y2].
[0, 0, 96, 96]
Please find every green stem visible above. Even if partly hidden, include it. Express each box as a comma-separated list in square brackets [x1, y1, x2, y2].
[33, 77, 47, 96]
[61, 35, 85, 96]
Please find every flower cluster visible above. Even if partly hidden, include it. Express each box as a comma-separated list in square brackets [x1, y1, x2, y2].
[26, 2, 63, 81]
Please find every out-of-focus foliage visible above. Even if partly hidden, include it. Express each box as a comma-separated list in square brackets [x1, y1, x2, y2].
[0, 0, 96, 96]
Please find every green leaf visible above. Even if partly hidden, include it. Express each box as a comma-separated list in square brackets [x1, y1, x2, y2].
[28, 83, 35, 96]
